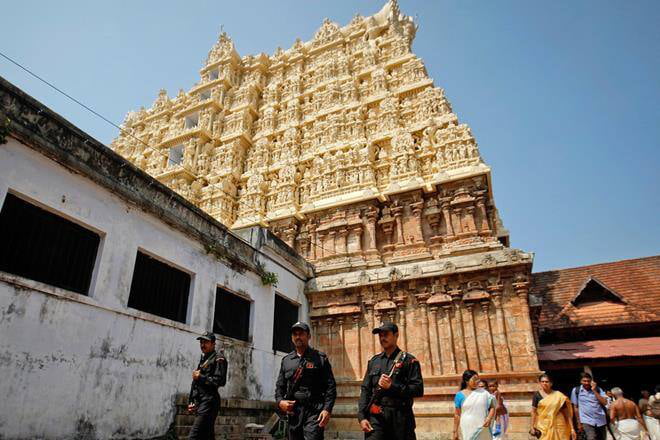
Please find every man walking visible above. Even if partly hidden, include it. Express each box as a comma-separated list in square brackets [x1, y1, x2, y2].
[275, 322, 337, 440]
[571, 372, 609, 440]
[358, 322, 424, 440]
[188, 331, 228, 440]
[609, 387, 647, 440]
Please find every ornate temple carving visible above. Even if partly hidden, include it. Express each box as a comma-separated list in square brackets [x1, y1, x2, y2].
[112, 0, 489, 233]
[113, 2, 539, 437]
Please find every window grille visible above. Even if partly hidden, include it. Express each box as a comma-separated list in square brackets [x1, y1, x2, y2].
[272, 294, 299, 352]
[127, 251, 190, 323]
[213, 286, 251, 342]
[0, 193, 100, 295]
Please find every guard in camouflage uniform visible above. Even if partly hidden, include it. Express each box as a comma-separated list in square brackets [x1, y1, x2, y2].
[188, 331, 228, 440]
[358, 322, 424, 440]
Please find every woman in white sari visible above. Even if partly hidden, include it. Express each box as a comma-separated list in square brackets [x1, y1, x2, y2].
[453, 370, 496, 440]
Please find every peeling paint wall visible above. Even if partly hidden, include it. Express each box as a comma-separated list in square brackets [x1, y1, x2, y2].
[0, 138, 309, 439]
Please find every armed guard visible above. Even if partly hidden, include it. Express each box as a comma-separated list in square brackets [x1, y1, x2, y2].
[188, 331, 228, 440]
[275, 322, 337, 440]
[358, 322, 424, 440]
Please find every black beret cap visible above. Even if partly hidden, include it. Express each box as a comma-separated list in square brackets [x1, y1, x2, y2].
[196, 331, 216, 342]
[372, 322, 399, 334]
[291, 321, 311, 333]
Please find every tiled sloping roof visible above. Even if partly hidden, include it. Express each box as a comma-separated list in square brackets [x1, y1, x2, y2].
[538, 336, 660, 362]
[531, 256, 660, 331]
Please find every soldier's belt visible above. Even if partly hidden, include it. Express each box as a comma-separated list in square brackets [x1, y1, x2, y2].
[378, 397, 412, 408]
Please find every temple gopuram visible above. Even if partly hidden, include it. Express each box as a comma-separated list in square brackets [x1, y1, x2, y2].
[112, 1, 540, 437]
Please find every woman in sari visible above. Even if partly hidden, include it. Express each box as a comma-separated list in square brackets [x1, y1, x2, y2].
[530, 374, 577, 440]
[453, 370, 496, 440]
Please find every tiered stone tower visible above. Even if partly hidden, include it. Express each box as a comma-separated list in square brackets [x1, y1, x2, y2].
[113, 1, 540, 437]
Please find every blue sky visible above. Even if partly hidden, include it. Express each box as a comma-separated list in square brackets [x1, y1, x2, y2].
[2, 1, 658, 272]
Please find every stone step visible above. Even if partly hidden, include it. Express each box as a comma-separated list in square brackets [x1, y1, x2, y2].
[173, 395, 275, 440]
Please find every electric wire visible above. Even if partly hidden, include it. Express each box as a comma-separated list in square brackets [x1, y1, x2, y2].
[0, 50, 345, 281]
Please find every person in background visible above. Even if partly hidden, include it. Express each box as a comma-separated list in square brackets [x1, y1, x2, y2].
[639, 391, 650, 419]
[357, 322, 423, 440]
[453, 370, 496, 440]
[571, 372, 609, 440]
[188, 332, 228, 440]
[645, 386, 660, 440]
[275, 322, 336, 440]
[478, 379, 488, 389]
[605, 390, 616, 440]
[607, 391, 615, 409]
[609, 387, 647, 440]
[488, 380, 509, 440]
[530, 373, 576, 440]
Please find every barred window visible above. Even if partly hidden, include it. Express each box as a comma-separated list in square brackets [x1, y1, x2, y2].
[272, 294, 299, 352]
[213, 287, 251, 342]
[127, 251, 191, 323]
[0, 192, 100, 295]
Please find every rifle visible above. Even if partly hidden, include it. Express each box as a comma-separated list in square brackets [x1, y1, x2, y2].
[187, 351, 217, 413]
[265, 356, 307, 436]
[368, 351, 407, 415]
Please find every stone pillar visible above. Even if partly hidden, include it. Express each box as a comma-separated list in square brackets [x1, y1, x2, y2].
[392, 205, 405, 245]
[465, 206, 477, 233]
[309, 224, 317, 260]
[337, 317, 345, 378]
[476, 196, 491, 233]
[451, 300, 469, 371]
[451, 208, 462, 235]
[441, 305, 458, 374]
[364, 301, 376, 356]
[464, 302, 482, 371]
[419, 303, 434, 376]
[480, 300, 499, 372]
[311, 318, 319, 347]
[366, 209, 378, 250]
[427, 306, 441, 376]
[411, 201, 424, 243]
[441, 199, 454, 238]
[488, 280, 512, 371]
[327, 230, 336, 255]
[396, 299, 407, 352]
[513, 274, 538, 366]
[347, 225, 363, 254]
[326, 317, 334, 371]
[318, 232, 326, 259]
[373, 310, 382, 355]
[387, 310, 396, 325]
[337, 228, 348, 255]
[283, 226, 297, 248]
[353, 314, 363, 378]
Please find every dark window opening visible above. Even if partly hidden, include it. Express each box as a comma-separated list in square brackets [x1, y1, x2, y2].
[572, 277, 625, 306]
[213, 287, 251, 342]
[127, 251, 190, 323]
[0, 193, 100, 295]
[272, 294, 299, 352]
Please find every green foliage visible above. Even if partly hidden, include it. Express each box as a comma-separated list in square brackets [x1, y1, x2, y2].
[256, 260, 278, 287]
[260, 271, 279, 287]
